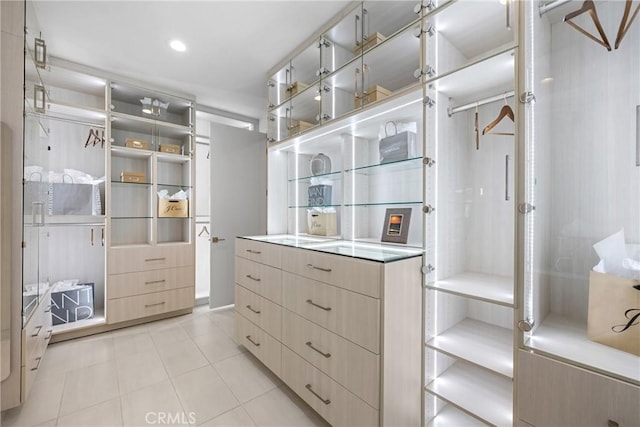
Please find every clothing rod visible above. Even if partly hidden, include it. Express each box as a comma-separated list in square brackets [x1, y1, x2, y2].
[448, 91, 515, 116]
[25, 112, 106, 129]
[539, 0, 572, 16]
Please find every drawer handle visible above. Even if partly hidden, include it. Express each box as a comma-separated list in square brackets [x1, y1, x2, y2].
[145, 279, 166, 285]
[307, 264, 332, 273]
[31, 325, 43, 337]
[306, 341, 331, 358]
[246, 249, 262, 254]
[44, 305, 51, 313]
[145, 257, 166, 262]
[306, 299, 332, 311]
[31, 357, 42, 371]
[305, 384, 331, 405]
[45, 329, 52, 340]
[145, 301, 166, 308]
[246, 304, 261, 314]
[246, 335, 260, 347]
[246, 274, 261, 282]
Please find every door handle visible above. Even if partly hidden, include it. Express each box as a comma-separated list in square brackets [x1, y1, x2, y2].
[210, 236, 226, 243]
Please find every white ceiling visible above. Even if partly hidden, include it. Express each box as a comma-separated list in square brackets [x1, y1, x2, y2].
[30, 1, 351, 122]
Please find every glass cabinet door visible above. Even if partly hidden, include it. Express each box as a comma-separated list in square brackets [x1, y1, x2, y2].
[520, 0, 640, 384]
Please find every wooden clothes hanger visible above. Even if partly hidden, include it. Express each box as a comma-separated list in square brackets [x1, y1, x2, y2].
[564, 0, 612, 51]
[482, 100, 514, 137]
[615, 0, 640, 49]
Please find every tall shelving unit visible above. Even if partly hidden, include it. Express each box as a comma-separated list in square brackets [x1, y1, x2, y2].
[23, 29, 109, 334]
[266, 0, 520, 425]
[106, 81, 196, 325]
[422, 1, 517, 425]
[516, 1, 640, 426]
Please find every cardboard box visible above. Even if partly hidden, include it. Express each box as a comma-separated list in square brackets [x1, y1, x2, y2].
[353, 32, 386, 54]
[121, 172, 146, 183]
[355, 85, 392, 108]
[160, 143, 181, 154]
[307, 211, 337, 236]
[587, 271, 640, 356]
[158, 198, 188, 218]
[288, 120, 314, 136]
[286, 81, 308, 97]
[51, 283, 94, 326]
[125, 137, 149, 150]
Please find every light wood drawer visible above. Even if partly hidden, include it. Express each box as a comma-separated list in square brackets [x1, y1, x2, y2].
[108, 266, 194, 299]
[108, 244, 193, 275]
[107, 287, 194, 324]
[281, 246, 381, 298]
[22, 296, 52, 366]
[282, 272, 380, 354]
[235, 311, 281, 377]
[21, 297, 53, 401]
[282, 309, 379, 408]
[234, 284, 282, 341]
[235, 256, 282, 304]
[235, 238, 281, 268]
[282, 346, 378, 427]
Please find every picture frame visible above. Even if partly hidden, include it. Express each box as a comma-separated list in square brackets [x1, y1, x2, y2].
[381, 208, 412, 244]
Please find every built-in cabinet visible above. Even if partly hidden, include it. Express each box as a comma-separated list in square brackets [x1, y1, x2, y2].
[14, 0, 197, 404]
[264, 0, 639, 426]
[516, 1, 640, 425]
[106, 81, 196, 324]
[234, 236, 423, 426]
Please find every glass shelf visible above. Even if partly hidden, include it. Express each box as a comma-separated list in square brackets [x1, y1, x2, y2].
[345, 201, 422, 207]
[289, 204, 342, 209]
[346, 156, 422, 174]
[111, 180, 151, 186]
[157, 183, 192, 189]
[288, 170, 342, 183]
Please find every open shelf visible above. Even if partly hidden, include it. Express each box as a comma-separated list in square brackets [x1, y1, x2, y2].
[426, 362, 513, 427]
[525, 314, 640, 385]
[110, 146, 153, 159]
[427, 272, 513, 307]
[427, 318, 513, 378]
[427, 404, 487, 427]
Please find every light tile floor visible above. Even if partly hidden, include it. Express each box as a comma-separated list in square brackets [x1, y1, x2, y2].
[1, 307, 329, 427]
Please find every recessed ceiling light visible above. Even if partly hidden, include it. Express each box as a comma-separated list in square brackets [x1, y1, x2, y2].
[170, 40, 186, 52]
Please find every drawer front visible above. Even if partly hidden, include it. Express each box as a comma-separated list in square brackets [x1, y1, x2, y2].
[234, 285, 282, 341]
[282, 309, 379, 409]
[281, 246, 381, 298]
[235, 311, 281, 377]
[282, 272, 380, 354]
[235, 256, 282, 304]
[282, 346, 378, 427]
[108, 266, 194, 299]
[108, 244, 193, 275]
[21, 299, 52, 400]
[22, 298, 52, 366]
[235, 238, 281, 268]
[107, 287, 194, 324]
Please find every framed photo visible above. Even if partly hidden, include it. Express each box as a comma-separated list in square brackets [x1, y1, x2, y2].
[381, 208, 412, 244]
